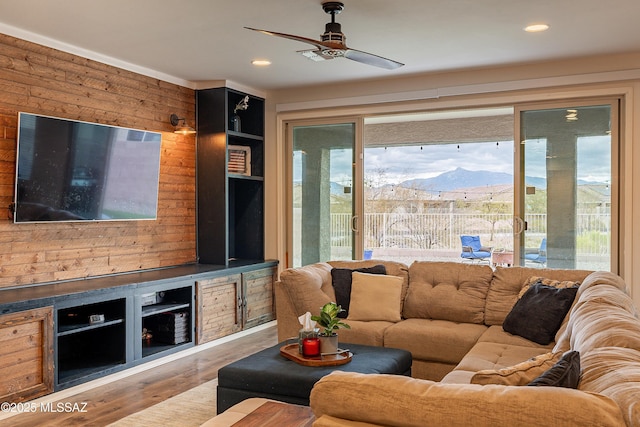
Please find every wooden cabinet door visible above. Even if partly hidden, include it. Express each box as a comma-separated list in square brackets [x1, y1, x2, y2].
[242, 267, 276, 329]
[0, 306, 54, 402]
[195, 275, 242, 344]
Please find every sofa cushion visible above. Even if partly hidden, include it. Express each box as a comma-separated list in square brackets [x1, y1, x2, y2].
[444, 340, 559, 384]
[484, 267, 591, 326]
[403, 261, 493, 324]
[470, 351, 562, 386]
[384, 318, 487, 365]
[477, 325, 555, 349]
[278, 263, 334, 316]
[555, 273, 640, 427]
[528, 351, 580, 388]
[347, 272, 403, 322]
[334, 320, 395, 347]
[331, 265, 387, 318]
[503, 284, 578, 345]
[560, 276, 640, 354]
[579, 347, 640, 427]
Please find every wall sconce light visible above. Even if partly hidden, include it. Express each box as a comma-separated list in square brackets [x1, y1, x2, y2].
[170, 114, 196, 135]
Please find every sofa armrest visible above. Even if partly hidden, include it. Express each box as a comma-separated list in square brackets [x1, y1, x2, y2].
[310, 372, 626, 427]
[274, 281, 303, 342]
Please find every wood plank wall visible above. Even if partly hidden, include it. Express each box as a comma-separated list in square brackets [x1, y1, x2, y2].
[0, 33, 197, 288]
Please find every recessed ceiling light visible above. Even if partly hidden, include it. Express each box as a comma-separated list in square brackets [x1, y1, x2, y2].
[251, 59, 272, 66]
[525, 23, 549, 33]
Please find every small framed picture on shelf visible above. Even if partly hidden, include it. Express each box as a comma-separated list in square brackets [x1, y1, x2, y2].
[228, 145, 251, 176]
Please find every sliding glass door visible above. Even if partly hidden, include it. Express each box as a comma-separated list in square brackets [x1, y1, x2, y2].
[516, 100, 618, 270]
[287, 120, 359, 267]
[284, 99, 619, 272]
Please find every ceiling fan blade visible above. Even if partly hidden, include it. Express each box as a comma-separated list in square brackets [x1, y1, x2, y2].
[245, 27, 328, 51]
[344, 49, 404, 70]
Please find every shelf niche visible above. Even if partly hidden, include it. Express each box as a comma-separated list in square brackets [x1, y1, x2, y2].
[57, 298, 126, 386]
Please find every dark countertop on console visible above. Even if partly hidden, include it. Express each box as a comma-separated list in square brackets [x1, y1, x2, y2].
[0, 260, 278, 312]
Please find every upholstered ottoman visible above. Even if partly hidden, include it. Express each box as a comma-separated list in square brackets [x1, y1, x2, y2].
[217, 341, 412, 413]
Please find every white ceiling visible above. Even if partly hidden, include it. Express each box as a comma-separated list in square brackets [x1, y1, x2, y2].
[1, 0, 640, 91]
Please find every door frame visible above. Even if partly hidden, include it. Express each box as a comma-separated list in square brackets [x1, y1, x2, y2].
[514, 97, 620, 271]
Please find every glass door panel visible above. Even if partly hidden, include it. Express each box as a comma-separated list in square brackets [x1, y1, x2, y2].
[362, 108, 514, 264]
[518, 102, 615, 270]
[290, 122, 356, 267]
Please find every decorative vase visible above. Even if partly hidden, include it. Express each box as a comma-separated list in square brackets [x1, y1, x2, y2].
[231, 114, 241, 132]
[319, 333, 339, 354]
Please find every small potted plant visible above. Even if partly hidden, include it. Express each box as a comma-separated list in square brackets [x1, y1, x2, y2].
[311, 302, 350, 354]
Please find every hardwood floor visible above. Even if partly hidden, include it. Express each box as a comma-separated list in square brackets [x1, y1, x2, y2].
[1, 325, 278, 427]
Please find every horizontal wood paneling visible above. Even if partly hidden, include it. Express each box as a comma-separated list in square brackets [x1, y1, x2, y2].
[0, 34, 196, 288]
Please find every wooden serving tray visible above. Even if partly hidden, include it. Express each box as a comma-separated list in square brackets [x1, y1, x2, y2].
[280, 343, 352, 367]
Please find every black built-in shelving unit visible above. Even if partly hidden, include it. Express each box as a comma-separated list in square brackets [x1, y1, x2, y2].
[196, 87, 265, 266]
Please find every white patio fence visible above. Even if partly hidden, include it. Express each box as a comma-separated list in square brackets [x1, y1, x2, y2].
[329, 212, 610, 269]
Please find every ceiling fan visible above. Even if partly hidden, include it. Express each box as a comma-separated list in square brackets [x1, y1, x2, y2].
[245, 1, 404, 70]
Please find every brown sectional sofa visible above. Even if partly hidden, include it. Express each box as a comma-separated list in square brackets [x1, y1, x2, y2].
[275, 260, 640, 426]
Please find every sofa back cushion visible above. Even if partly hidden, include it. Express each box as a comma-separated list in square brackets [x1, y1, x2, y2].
[278, 262, 334, 317]
[403, 261, 493, 324]
[556, 272, 640, 427]
[484, 266, 591, 326]
[560, 272, 640, 352]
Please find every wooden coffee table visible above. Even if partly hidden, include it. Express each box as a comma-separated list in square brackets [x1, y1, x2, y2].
[231, 401, 314, 427]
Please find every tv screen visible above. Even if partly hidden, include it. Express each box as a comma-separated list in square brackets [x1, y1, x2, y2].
[14, 112, 162, 223]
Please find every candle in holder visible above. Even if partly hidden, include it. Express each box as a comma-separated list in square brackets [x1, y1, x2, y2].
[298, 327, 319, 354]
[302, 337, 321, 357]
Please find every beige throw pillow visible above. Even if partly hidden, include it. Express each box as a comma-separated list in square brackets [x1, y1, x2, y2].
[347, 272, 403, 322]
[471, 351, 563, 386]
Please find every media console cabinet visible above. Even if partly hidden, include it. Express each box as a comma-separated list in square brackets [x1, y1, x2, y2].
[0, 261, 277, 403]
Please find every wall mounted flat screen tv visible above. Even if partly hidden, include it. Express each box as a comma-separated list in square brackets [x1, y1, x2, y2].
[14, 112, 162, 223]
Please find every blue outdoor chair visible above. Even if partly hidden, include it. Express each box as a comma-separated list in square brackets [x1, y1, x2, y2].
[460, 235, 492, 262]
[525, 238, 547, 266]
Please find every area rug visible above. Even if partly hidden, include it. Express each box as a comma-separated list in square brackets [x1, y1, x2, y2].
[106, 379, 218, 427]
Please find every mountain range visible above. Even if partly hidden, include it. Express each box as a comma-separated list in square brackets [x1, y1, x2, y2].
[399, 167, 541, 192]
[396, 167, 605, 193]
[323, 167, 608, 196]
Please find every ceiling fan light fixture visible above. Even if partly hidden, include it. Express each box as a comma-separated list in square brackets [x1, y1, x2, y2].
[299, 50, 330, 61]
[245, 1, 404, 70]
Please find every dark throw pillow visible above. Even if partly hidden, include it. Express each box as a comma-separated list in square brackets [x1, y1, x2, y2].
[528, 351, 581, 388]
[331, 265, 386, 318]
[503, 283, 578, 345]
